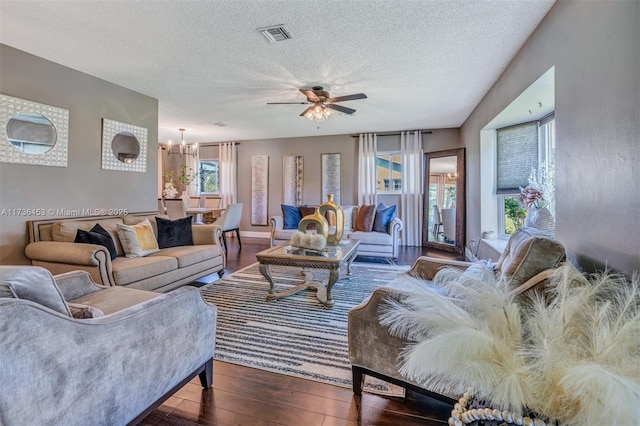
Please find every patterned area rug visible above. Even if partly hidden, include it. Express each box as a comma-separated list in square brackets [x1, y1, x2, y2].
[199, 261, 409, 396]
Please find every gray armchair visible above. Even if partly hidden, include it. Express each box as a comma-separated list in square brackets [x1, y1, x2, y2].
[348, 227, 566, 401]
[0, 266, 217, 426]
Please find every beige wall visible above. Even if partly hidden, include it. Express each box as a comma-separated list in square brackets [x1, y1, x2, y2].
[0, 44, 158, 265]
[461, 1, 640, 275]
[236, 129, 460, 235]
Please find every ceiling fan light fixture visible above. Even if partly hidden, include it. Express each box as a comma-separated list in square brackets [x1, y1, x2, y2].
[304, 103, 333, 122]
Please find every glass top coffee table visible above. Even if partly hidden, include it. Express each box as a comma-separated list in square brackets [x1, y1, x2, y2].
[255, 240, 360, 309]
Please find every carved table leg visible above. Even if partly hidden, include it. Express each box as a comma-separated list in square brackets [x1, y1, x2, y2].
[259, 263, 277, 301]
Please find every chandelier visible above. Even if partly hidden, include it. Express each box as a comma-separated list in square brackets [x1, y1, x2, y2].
[167, 128, 198, 157]
[302, 102, 334, 122]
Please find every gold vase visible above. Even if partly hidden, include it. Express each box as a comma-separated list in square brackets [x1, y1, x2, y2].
[318, 194, 344, 245]
[298, 207, 329, 240]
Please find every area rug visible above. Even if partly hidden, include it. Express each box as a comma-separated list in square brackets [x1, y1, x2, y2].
[199, 261, 409, 396]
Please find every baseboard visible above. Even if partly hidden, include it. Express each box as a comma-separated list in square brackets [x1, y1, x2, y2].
[239, 231, 270, 239]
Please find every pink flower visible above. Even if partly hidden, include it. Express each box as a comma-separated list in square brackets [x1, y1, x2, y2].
[519, 186, 545, 208]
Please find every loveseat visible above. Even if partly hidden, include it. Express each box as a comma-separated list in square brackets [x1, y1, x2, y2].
[348, 227, 567, 400]
[25, 212, 225, 293]
[270, 205, 403, 260]
[0, 265, 217, 425]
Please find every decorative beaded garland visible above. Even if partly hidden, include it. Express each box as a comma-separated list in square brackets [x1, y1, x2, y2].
[448, 391, 551, 426]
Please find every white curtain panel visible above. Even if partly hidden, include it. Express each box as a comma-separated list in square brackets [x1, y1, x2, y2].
[357, 133, 377, 206]
[219, 142, 237, 208]
[186, 151, 200, 197]
[400, 131, 423, 246]
[157, 146, 164, 198]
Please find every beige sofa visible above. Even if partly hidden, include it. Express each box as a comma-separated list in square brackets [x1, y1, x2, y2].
[270, 205, 403, 260]
[25, 212, 225, 293]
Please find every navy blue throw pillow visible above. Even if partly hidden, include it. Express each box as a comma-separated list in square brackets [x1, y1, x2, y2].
[281, 204, 302, 230]
[74, 224, 118, 260]
[156, 216, 193, 249]
[372, 203, 397, 233]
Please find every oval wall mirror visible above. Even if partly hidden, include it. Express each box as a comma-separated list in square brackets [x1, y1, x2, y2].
[423, 148, 466, 254]
[6, 112, 57, 154]
[111, 131, 140, 163]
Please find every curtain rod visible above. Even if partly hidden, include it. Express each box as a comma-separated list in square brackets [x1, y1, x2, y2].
[350, 130, 433, 137]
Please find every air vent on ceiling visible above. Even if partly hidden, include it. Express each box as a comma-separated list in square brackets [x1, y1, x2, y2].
[258, 25, 293, 43]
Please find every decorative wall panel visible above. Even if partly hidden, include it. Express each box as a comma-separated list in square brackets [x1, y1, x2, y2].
[251, 155, 269, 225]
[283, 155, 303, 206]
[321, 153, 341, 205]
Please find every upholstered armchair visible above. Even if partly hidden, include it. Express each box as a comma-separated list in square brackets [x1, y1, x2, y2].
[0, 266, 217, 425]
[348, 227, 566, 400]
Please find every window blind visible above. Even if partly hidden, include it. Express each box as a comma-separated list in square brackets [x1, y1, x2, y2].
[496, 121, 538, 194]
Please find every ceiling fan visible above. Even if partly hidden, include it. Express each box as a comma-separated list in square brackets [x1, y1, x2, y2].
[267, 86, 367, 121]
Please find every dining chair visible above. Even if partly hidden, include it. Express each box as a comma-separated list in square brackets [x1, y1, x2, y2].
[432, 205, 443, 238]
[157, 198, 167, 215]
[204, 197, 221, 209]
[164, 198, 188, 219]
[212, 203, 243, 252]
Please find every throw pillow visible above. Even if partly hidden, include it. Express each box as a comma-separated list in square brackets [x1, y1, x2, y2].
[116, 219, 160, 258]
[372, 203, 397, 233]
[299, 206, 316, 217]
[74, 224, 118, 260]
[0, 282, 17, 298]
[68, 302, 105, 319]
[156, 216, 194, 249]
[281, 204, 302, 230]
[0, 266, 72, 316]
[354, 204, 376, 232]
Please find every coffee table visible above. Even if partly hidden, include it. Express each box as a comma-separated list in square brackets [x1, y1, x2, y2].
[255, 240, 360, 308]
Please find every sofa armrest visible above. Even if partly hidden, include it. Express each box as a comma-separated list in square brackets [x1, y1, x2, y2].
[0, 287, 217, 425]
[407, 256, 473, 281]
[54, 270, 108, 301]
[192, 224, 223, 245]
[25, 241, 109, 266]
[270, 215, 284, 232]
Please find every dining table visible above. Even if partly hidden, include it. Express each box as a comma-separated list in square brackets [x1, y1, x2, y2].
[185, 207, 225, 224]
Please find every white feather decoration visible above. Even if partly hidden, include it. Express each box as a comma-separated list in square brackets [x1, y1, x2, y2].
[382, 263, 640, 425]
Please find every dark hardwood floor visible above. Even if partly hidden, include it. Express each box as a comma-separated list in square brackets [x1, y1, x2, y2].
[141, 237, 461, 426]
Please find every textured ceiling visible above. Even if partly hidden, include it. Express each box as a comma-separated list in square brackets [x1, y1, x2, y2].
[0, 0, 555, 144]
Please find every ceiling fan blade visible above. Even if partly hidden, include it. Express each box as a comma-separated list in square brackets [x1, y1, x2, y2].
[299, 106, 315, 117]
[267, 102, 310, 104]
[329, 93, 367, 102]
[326, 104, 356, 114]
[299, 89, 320, 102]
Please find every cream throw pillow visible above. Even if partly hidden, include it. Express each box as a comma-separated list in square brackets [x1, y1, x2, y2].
[116, 219, 160, 258]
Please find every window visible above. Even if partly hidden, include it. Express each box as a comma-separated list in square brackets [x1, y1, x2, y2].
[498, 115, 555, 237]
[376, 152, 401, 193]
[199, 159, 219, 194]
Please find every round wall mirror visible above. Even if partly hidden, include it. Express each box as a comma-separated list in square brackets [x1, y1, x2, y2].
[6, 112, 57, 154]
[111, 131, 140, 163]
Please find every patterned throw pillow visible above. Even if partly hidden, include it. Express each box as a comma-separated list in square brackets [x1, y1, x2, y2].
[355, 205, 377, 232]
[116, 219, 160, 258]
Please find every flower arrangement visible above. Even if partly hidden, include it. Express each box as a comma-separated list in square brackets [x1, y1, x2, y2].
[519, 161, 554, 209]
[381, 263, 640, 426]
[164, 164, 198, 193]
[162, 182, 178, 199]
[291, 230, 327, 251]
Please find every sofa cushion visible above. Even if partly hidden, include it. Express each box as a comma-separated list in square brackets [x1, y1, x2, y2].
[69, 286, 159, 315]
[0, 266, 72, 316]
[282, 204, 302, 229]
[74, 224, 118, 260]
[496, 227, 565, 288]
[355, 204, 376, 232]
[116, 219, 160, 258]
[342, 206, 355, 230]
[151, 245, 222, 268]
[373, 203, 397, 233]
[156, 216, 194, 248]
[347, 230, 393, 245]
[273, 229, 297, 241]
[110, 255, 177, 286]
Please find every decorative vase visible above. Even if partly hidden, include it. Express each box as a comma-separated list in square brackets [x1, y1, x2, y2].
[318, 194, 344, 245]
[298, 207, 329, 241]
[525, 206, 555, 236]
[162, 183, 178, 199]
